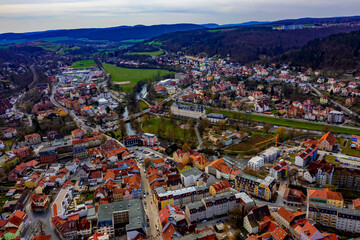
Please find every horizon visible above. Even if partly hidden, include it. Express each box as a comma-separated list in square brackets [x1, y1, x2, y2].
[1, 0, 360, 33]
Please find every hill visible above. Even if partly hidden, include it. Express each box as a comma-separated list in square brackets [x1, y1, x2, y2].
[150, 25, 360, 63]
[274, 30, 360, 73]
[0, 24, 206, 44]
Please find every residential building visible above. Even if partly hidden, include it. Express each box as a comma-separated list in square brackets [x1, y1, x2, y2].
[303, 160, 334, 186]
[72, 146, 88, 159]
[190, 155, 209, 170]
[12, 147, 30, 159]
[31, 193, 50, 212]
[243, 205, 271, 234]
[203, 113, 227, 123]
[269, 161, 289, 180]
[97, 199, 146, 238]
[185, 192, 242, 223]
[154, 185, 209, 210]
[123, 135, 142, 147]
[209, 181, 231, 196]
[318, 132, 336, 151]
[307, 188, 344, 208]
[51, 186, 73, 218]
[295, 143, 318, 167]
[235, 173, 276, 201]
[247, 156, 264, 171]
[3, 128, 17, 139]
[71, 129, 85, 139]
[205, 158, 235, 180]
[327, 110, 344, 124]
[171, 102, 205, 119]
[260, 147, 281, 162]
[142, 133, 158, 146]
[271, 206, 306, 230]
[38, 146, 58, 164]
[181, 167, 203, 187]
[332, 167, 360, 190]
[25, 133, 41, 145]
[308, 202, 360, 233]
[283, 188, 302, 207]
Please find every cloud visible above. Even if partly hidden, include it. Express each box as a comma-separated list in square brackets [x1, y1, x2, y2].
[1, 0, 360, 33]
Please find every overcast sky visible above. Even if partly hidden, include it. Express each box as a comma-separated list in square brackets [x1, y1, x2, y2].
[1, 0, 360, 33]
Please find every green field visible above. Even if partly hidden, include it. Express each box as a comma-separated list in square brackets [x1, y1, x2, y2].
[59, 46, 80, 55]
[206, 108, 360, 135]
[147, 41, 163, 46]
[208, 28, 236, 32]
[139, 100, 149, 111]
[121, 39, 145, 43]
[126, 50, 164, 56]
[36, 42, 61, 51]
[142, 118, 197, 143]
[103, 63, 174, 92]
[71, 59, 97, 68]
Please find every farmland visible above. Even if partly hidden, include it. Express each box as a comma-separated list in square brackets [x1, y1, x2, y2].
[125, 50, 164, 56]
[71, 59, 97, 68]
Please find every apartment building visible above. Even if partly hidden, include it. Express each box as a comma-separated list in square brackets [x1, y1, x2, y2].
[332, 167, 360, 190]
[185, 192, 243, 223]
[294, 143, 318, 167]
[235, 173, 276, 201]
[308, 202, 360, 233]
[154, 185, 209, 210]
[181, 167, 203, 187]
[247, 156, 264, 171]
[307, 188, 344, 208]
[97, 199, 146, 238]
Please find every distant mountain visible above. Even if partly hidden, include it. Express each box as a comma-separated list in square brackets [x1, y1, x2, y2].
[274, 30, 360, 72]
[201, 23, 220, 29]
[0, 23, 206, 43]
[221, 21, 271, 27]
[265, 15, 360, 26]
[150, 25, 360, 63]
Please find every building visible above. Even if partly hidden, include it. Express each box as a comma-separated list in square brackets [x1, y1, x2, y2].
[307, 188, 344, 208]
[123, 135, 142, 147]
[243, 205, 271, 234]
[209, 181, 231, 196]
[154, 185, 209, 210]
[31, 193, 50, 212]
[171, 102, 205, 119]
[205, 158, 235, 180]
[71, 129, 85, 139]
[269, 161, 289, 180]
[260, 147, 281, 163]
[13, 147, 30, 159]
[318, 132, 336, 151]
[247, 156, 264, 171]
[97, 199, 146, 238]
[190, 155, 209, 170]
[181, 167, 203, 187]
[283, 188, 302, 207]
[51, 186, 73, 218]
[271, 206, 306, 230]
[308, 202, 360, 233]
[142, 133, 158, 146]
[38, 146, 58, 164]
[203, 113, 227, 123]
[303, 160, 334, 186]
[295, 143, 318, 167]
[235, 173, 276, 201]
[332, 167, 360, 190]
[185, 192, 242, 223]
[353, 198, 360, 210]
[327, 110, 344, 124]
[72, 146, 88, 159]
[25, 133, 41, 145]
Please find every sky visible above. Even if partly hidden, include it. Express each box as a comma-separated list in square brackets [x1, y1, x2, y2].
[1, 0, 360, 33]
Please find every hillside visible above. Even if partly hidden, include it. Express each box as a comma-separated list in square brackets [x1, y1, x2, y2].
[274, 30, 360, 72]
[0, 24, 205, 44]
[150, 25, 360, 63]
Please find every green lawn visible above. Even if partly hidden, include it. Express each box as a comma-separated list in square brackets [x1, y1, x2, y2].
[142, 118, 197, 143]
[59, 46, 80, 55]
[324, 155, 340, 166]
[139, 100, 149, 111]
[103, 63, 175, 92]
[337, 138, 360, 157]
[121, 39, 145, 43]
[71, 59, 97, 68]
[126, 50, 164, 56]
[206, 108, 360, 135]
[147, 41, 163, 46]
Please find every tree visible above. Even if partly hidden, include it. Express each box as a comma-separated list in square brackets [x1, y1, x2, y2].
[182, 143, 190, 152]
[263, 123, 272, 133]
[218, 120, 227, 131]
[276, 126, 287, 142]
[141, 115, 149, 124]
[229, 206, 244, 228]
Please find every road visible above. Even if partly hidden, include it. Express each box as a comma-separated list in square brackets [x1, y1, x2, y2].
[138, 163, 162, 239]
[309, 84, 360, 119]
[194, 121, 203, 150]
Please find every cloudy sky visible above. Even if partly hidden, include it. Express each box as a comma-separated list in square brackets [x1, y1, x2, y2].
[0, 0, 359, 33]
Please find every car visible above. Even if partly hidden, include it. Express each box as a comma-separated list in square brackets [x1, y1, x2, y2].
[147, 192, 149, 195]
[144, 206, 147, 209]
[202, 220, 207, 223]
[143, 194, 146, 198]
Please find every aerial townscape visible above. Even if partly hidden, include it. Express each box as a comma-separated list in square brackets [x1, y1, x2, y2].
[1, 3, 360, 240]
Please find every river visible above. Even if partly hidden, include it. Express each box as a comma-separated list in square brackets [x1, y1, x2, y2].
[122, 84, 148, 135]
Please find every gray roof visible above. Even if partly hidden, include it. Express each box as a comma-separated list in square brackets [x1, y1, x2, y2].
[310, 202, 360, 217]
[178, 230, 215, 240]
[181, 167, 203, 178]
[194, 185, 208, 192]
[98, 200, 129, 222]
[205, 113, 227, 119]
[186, 201, 205, 210]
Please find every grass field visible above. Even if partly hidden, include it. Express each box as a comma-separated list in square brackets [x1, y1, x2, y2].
[337, 138, 360, 157]
[71, 59, 97, 68]
[208, 28, 236, 32]
[103, 63, 174, 92]
[121, 39, 144, 43]
[59, 46, 80, 55]
[126, 50, 164, 56]
[147, 41, 163, 46]
[142, 117, 197, 143]
[36, 42, 61, 51]
[139, 100, 149, 111]
[206, 108, 360, 135]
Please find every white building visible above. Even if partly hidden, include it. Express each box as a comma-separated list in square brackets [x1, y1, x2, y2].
[171, 102, 205, 119]
[260, 147, 281, 163]
[247, 156, 264, 171]
[181, 167, 203, 187]
[51, 186, 74, 219]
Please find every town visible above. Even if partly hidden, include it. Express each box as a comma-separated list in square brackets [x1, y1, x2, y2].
[0, 18, 360, 240]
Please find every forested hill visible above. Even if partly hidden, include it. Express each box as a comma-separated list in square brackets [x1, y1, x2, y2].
[150, 25, 360, 63]
[273, 30, 360, 72]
